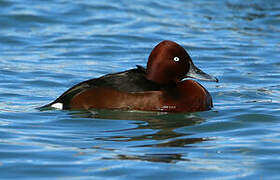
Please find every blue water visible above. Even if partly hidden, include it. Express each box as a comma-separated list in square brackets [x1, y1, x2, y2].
[1, 0, 280, 179]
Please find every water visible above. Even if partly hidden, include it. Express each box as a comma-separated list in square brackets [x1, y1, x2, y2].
[0, 0, 280, 179]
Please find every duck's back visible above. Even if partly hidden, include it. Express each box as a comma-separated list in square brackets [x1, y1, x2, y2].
[44, 66, 161, 109]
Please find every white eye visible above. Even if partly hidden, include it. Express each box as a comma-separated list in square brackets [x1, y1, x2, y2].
[173, 57, 180, 62]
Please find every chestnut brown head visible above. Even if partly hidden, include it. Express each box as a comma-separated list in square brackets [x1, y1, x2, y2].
[146, 40, 218, 84]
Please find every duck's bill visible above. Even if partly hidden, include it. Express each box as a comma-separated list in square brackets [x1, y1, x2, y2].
[184, 61, 218, 82]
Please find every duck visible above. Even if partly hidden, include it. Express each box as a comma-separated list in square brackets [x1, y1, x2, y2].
[41, 40, 218, 112]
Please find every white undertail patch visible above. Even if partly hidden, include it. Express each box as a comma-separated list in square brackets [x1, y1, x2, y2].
[51, 103, 63, 110]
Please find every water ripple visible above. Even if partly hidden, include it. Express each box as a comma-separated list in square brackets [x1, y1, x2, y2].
[0, 0, 280, 179]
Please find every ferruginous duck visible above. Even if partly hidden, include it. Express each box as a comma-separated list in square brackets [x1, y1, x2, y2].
[41, 40, 218, 112]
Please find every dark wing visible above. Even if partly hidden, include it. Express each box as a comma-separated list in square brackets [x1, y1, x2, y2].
[92, 65, 160, 92]
[43, 65, 161, 109]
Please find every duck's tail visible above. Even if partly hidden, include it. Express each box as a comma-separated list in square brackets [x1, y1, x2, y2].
[36, 101, 63, 111]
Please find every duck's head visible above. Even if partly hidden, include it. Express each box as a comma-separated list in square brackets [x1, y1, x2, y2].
[146, 40, 218, 84]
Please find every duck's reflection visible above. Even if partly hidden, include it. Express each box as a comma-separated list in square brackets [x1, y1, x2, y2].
[70, 109, 210, 163]
[104, 153, 187, 163]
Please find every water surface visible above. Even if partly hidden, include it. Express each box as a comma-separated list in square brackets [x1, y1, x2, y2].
[1, 0, 280, 179]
